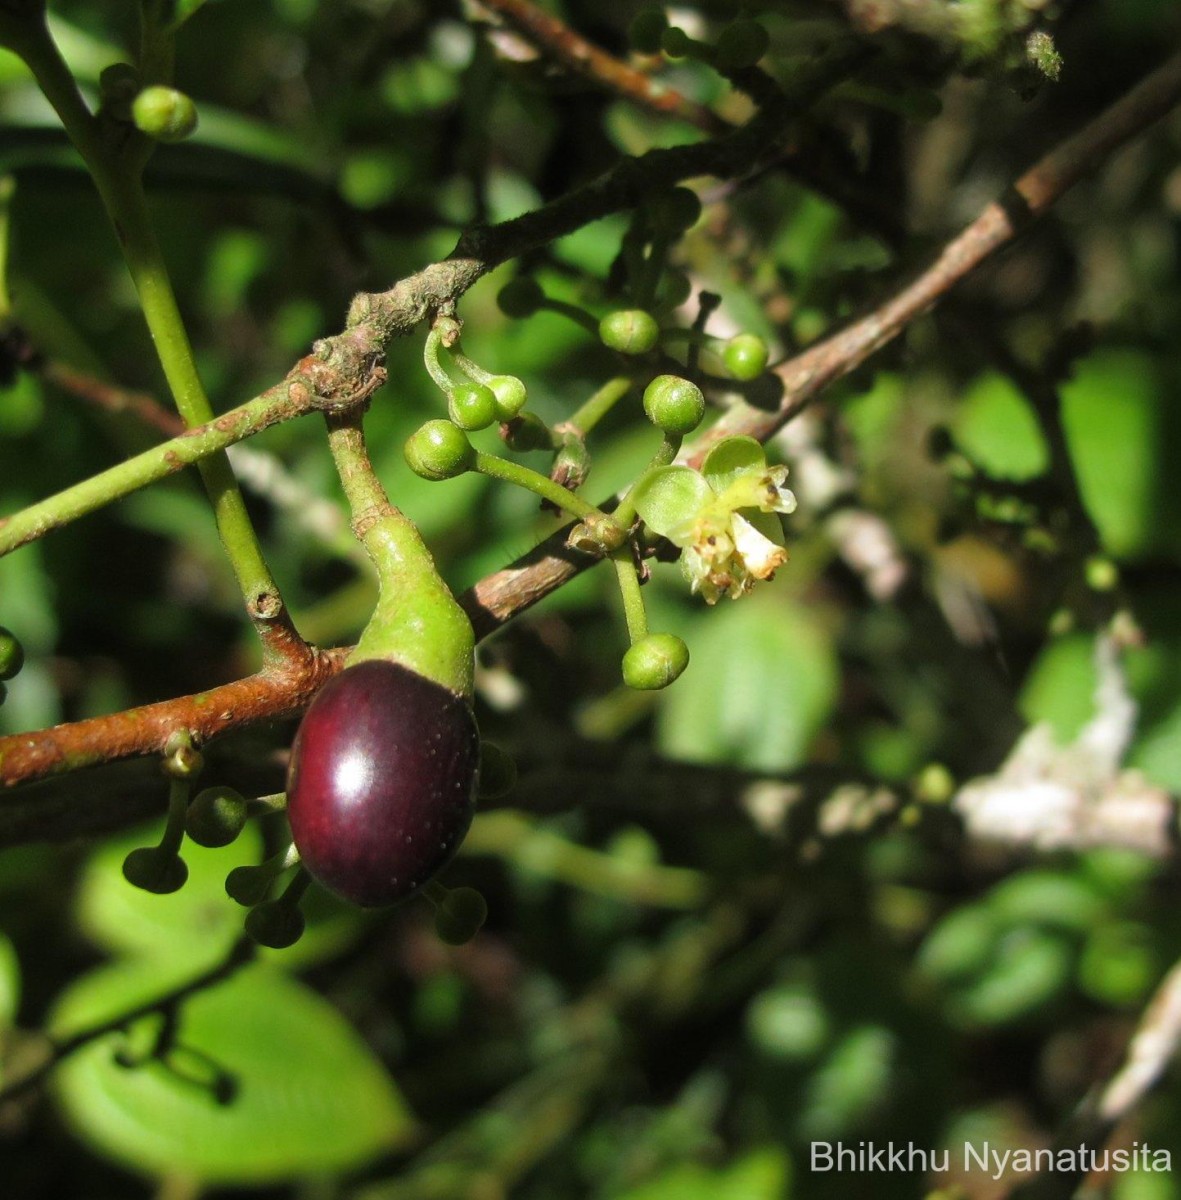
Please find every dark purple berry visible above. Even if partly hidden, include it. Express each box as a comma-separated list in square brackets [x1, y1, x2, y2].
[286, 660, 480, 908]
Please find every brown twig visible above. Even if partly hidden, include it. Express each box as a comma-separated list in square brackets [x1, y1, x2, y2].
[0, 635, 347, 786]
[688, 49, 1181, 461]
[473, 0, 725, 133]
[2, 51, 1180, 790]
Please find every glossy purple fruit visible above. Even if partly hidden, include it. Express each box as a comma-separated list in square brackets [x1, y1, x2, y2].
[286, 660, 479, 908]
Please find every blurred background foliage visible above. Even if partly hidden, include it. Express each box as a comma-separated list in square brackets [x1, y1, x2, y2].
[3, 0, 1181, 1197]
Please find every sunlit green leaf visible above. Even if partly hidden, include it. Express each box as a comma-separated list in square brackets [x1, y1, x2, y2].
[76, 820, 264, 965]
[658, 598, 838, 772]
[1060, 349, 1163, 558]
[953, 372, 1049, 480]
[51, 962, 414, 1183]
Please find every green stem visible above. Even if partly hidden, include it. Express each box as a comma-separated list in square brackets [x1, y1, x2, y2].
[566, 375, 632, 435]
[0, 174, 14, 320]
[423, 326, 457, 394]
[611, 549, 649, 644]
[0, 382, 316, 558]
[11, 17, 281, 621]
[462, 811, 706, 908]
[327, 417, 474, 698]
[473, 451, 602, 521]
[159, 780, 189, 857]
[538, 297, 600, 335]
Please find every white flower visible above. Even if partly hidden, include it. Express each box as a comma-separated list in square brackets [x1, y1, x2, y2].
[631, 437, 798, 605]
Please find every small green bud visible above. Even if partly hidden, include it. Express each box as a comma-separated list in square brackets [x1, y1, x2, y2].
[647, 187, 701, 234]
[405, 419, 476, 480]
[1085, 556, 1119, 592]
[914, 763, 955, 805]
[629, 6, 668, 54]
[599, 309, 660, 355]
[497, 277, 545, 318]
[642, 374, 705, 435]
[568, 512, 628, 556]
[434, 886, 488, 945]
[722, 333, 769, 381]
[622, 633, 690, 690]
[502, 413, 554, 452]
[488, 375, 528, 421]
[0, 626, 24, 681]
[448, 383, 498, 431]
[655, 269, 693, 310]
[123, 847, 188, 894]
[245, 900, 305, 949]
[661, 26, 695, 60]
[225, 863, 275, 907]
[186, 786, 248, 848]
[478, 742, 517, 800]
[714, 18, 770, 70]
[131, 86, 199, 143]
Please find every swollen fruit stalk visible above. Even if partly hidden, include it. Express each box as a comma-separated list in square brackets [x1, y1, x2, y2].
[287, 421, 479, 909]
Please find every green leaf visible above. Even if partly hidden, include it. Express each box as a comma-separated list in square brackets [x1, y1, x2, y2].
[657, 598, 838, 772]
[0, 931, 19, 1031]
[51, 961, 415, 1183]
[700, 436, 767, 494]
[953, 372, 1049, 481]
[163, 0, 211, 34]
[986, 870, 1107, 933]
[615, 1146, 791, 1200]
[630, 466, 713, 538]
[1059, 349, 1163, 558]
[76, 820, 265, 965]
[1018, 633, 1097, 740]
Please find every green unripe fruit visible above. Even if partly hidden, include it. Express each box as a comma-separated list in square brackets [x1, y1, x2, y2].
[225, 863, 275, 907]
[642, 374, 705, 435]
[661, 26, 694, 59]
[131, 86, 199, 143]
[0, 626, 24, 680]
[722, 333, 769, 381]
[622, 633, 690, 690]
[123, 847, 188, 894]
[599, 309, 660, 355]
[655, 269, 693, 310]
[497, 277, 545, 318]
[488, 375, 528, 421]
[715, 18, 770, 69]
[448, 383, 498, 431]
[0, 683, 7, 707]
[245, 900, 305, 949]
[503, 413, 554, 452]
[405, 419, 476, 480]
[434, 886, 488, 945]
[186, 786, 248, 848]
[648, 187, 701, 234]
[478, 741, 517, 800]
[629, 6, 668, 53]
